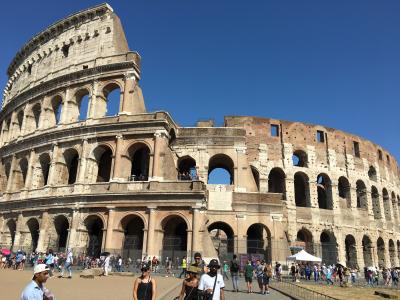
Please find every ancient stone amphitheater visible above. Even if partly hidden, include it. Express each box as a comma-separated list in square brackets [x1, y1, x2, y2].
[0, 4, 399, 269]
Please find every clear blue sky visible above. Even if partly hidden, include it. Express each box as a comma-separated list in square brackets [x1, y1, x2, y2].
[1, 1, 399, 165]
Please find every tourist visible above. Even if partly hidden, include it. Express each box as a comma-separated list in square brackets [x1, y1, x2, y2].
[178, 266, 199, 300]
[198, 259, 225, 300]
[313, 264, 319, 282]
[60, 248, 73, 278]
[305, 264, 311, 280]
[325, 266, 333, 285]
[191, 252, 206, 275]
[230, 255, 240, 292]
[45, 250, 54, 277]
[255, 260, 264, 294]
[275, 262, 282, 282]
[133, 263, 156, 300]
[20, 263, 56, 300]
[103, 254, 111, 276]
[179, 256, 187, 278]
[263, 263, 272, 295]
[222, 261, 229, 280]
[244, 259, 254, 293]
[116, 255, 123, 272]
[290, 263, 296, 282]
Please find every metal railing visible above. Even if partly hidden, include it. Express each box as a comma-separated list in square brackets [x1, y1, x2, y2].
[271, 280, 339, 300]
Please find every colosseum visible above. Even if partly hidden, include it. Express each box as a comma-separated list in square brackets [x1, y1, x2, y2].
[0, 3, 399, 270]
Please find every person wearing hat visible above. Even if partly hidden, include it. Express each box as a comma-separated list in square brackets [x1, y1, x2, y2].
[20, 263, 55, 300]
[133, 263, 156, 300]
[178, 265, 199, 300]
[198, 259, 225, 300]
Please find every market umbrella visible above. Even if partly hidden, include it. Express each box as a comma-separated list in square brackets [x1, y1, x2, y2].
[1, 249, 11, 256]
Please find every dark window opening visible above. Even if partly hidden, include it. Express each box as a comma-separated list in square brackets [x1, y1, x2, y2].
[62, 44, 70, 57]
[378, 150, 383, 160]
[316, 130, 325, 143]
[387, 155, 390, 165]
[292, 150, 308, 167]
[353, 141, 360, 158]
[27, 64, 32, 75]
[270, 124, 279, 137]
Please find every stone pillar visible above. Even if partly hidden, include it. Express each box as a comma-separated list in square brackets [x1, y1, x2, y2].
[105, 207, 116, 251]
[112, 135, 124, 181]
[331, 180, 340, 210]
[152, 130, 168, 180]
[67, 209, 79, 249]
[384, 243, 391, 268]
[192, 208, 201, 252]
[24, 149, 36, 190]
[6, 155, 17, 192]
[88, 80, 99, 119]
[38, 97, 48, 130]
[146, 207, 157, 257]
[36, 211, 49, 252]
[77, 139, 89, 183]
[20, 104, 30, 137]
[13, 213, 24, 251]
[47, 143, 59, 186]
[235, 214, 247, 254]
[309, 181, 319, 208]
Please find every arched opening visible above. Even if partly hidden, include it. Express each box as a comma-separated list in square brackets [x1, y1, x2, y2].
[389, 239, 395, 267]
[208, 222, 235, 260]
[397, 241, 400, 264]
[17, 110, 24, 132]
[356, 180, 367, 209]
[268, 168, 286, 196]
[128, 144, 150, 181]
[103, 83, 121, 117]
[362, 235, 373, 267]
[338, 176, 351, 208]
[169, 129, 176, 147]
[63, 149, 79, 184]
[121, 215, 144, 261]
[294, 172, 310, 207]
[371, 186, 381, 220]
[162, 216, 188, 260]
[296, 228, 314, 254]
[32, 103, 41, 129]
[345, 235, 357, 268]
[391, 192, 398, 221]
[76, 89, 90, 121]
[292, 150, 308, 167]
[247, 223, 272, 262]
[208, 154, 234, 185]
[5, 219, 16, 249]
[320, 231, 337, 265]
[382, 188, 391, 221]
[17, 158, 29, 190]
[39, 153, 51, 187]
[251, 166, 260, 191]
[54, 215, 69, 251]
[177, 156, 197, 180]
[93, 146, 112, 182]
[317, 174, 333, 210]
[51, 96, 63, 125]
[27, 218, 40, 252]
[368, 166, 377, 181]
[84, 215, 104, 257]
[377, 237, 385, 268]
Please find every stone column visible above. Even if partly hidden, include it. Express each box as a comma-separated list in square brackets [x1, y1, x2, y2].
[105, 207, 116, 251]
[152, 130, 168, 180]
[88, 80, 99, 119]
[77, 139, 89, 183]
[20, 104, 30, 136]
[191, 208, 201, 252]
[24, 149, 36, 190]
[331, 180, 340, 210]
[112, 135, 124, 181]
[146, 207, 157, 257]
[309, 181, 319, 208]
[47, 143, 59, 186]
[67, 209, 79, 249]
[384, 243, 391, 268]
[36, 211, 49, 252]
[13, 213, 24, 251]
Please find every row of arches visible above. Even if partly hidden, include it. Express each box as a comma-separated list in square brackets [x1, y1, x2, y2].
[0, 83, 121, 144]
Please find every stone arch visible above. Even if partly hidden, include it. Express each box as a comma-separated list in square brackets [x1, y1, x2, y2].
[371, 186, 381, 220]
[382, 188, 391, 221]
[32, 103, 41, 130]
[356, 180, 367, 209]
[127, 142, 150, 181]
[120, 214, 145, 260]
[319, 230, 337, 265]
[294, 172, 310, 207]
[338, 176, 351, 208]
[246, 223, 272, 262]
[362, 235, 373, 267]
[250, 166, 260, 191]
[268, 167, 286, 195]
[37, 153, 51, 187]
[63, 148, 79, 185]
[345, 235, 358, 268]
[51, 95, 63, 125]
[368, 166, 377, 181]
[73, 88, 90, 121]
[389, 239, 396, 267]
[4, 219, 16, 249]
[161, 215, 188, 259]
[91, 145, 113, 183]
[177, 156, 197, 180]
[208, 154, 234, 185]
[14, 157, 28, 191]
[317, 173, 333, 210]
[54, 215, 69, 251]
[26, 218, 40, 252]
[103, 82, 122, 117]
[17, 110, 24, 133]
[296, 228, 314, 254]
[377, 237, 385, 268]
[292, 149, 308, 167]
[208, 221, 235, 258]
[84, 215, 105, 257]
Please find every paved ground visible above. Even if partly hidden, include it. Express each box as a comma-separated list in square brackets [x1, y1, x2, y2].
[1, 268, 292, 299]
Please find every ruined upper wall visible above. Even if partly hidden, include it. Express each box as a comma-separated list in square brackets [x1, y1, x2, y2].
[3, 3, 132, 105]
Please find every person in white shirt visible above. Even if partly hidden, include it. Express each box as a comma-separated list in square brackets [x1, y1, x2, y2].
[198, 259, 225, 300]
[104, 255, 111, 276]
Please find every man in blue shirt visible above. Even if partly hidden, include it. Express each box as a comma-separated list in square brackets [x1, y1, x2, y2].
[20, 263, 55, 300]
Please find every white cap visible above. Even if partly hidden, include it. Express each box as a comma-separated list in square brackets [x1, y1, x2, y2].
[33, 264, 49, 275]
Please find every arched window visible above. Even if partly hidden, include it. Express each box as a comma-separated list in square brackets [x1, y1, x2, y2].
[32, 103, 41, 129]
[177, 156, 197, 180]
[382, 188, 391, 221]
[161, 216, 187, 260]
[63, 149, 79, 184]
[76, 89, 90, 121]
[368, 166, 377, 181]
[208, 154, 234, 185]
[292, 150, 308, 167]
[377, 237, 385, 268]
[320, 231, 338, 265]
[268, 167, 286, 195]
[128, 144, 150, 181]
[345, 235, 357, 268]
[371, 186, 381, 220]
[296, 228, 314, 254]
[317, 173, 333, 210]
[362, 235, 373, 267]
[121, 215, 145, 259]
[54, 215, 69, 251]
[103, 83, 121, 117]
[93, 146, 113, 182]
[39, 153, 51, 187]
[17, 110, 24, 132]
[389, 239, 396, 267]
[356, 180, 367, 209]
[26, 218, 40, 252]
[51, 96, 63, 125]
[208, 222, 235, 258]
[247, 224, 272, 262]
[294, 172, 310, 207]
[84, 215, 104, 257]
[338, 176, 351, 208]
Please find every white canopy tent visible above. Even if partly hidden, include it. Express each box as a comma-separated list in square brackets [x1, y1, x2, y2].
[287, 250, 322, 262]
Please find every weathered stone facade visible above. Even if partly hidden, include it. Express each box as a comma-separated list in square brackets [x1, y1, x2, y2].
[0, 4, 399, 269]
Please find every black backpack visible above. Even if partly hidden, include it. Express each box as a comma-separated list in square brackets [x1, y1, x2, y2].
[230, 260, 239, 272]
